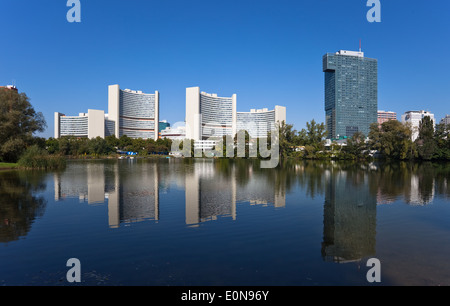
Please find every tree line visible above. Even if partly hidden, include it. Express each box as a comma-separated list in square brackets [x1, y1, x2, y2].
[1, 88, 449, 164]
[45, 135, 173, 157]
[276, 117, 450, 161]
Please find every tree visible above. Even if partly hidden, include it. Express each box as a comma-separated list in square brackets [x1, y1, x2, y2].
[0, 89, 46, 162]
[277, 121, 297, 158]
[306, 119, 327, 148]
[416, 116, 436, 160]
[368, 120, 415, 160]
[434, 123, 450, 160]
[88, 137, 112, 156]
[344, 131, 367, 158]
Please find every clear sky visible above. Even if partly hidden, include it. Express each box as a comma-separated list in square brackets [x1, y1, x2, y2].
[1, 0, 449, 138]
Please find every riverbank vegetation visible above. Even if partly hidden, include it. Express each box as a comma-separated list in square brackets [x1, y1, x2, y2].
[45, 135, 173, 158]
[277, 118, 450, 161]
[2, 88, 448, 166]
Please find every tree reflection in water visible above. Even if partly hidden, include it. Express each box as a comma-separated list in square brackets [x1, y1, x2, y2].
[0, 170, 47, 243]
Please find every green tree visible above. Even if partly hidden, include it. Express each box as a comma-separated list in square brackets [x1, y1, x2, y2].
[0, 89, 46, 162]
[416, 116, 436, 160]
[46, 137, 60, 154]
[88, 137, 112, 156]
[344, 131, 367, 159]
[434, 123, 450, 160]
[306, 119, 327, 149]
[277, 121, 297, 158]
[368, 120, 415, 160]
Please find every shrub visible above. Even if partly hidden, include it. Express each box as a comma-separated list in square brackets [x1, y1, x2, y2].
[18, 145, 66, 169]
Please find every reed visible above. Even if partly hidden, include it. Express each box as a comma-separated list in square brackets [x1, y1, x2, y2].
[17, 145, 66, 170]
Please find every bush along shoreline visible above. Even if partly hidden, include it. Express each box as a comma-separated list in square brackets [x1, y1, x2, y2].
[17, 145, 66, 170]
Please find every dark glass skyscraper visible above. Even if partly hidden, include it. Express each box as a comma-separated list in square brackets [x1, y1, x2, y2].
[323, 50, 378, 139]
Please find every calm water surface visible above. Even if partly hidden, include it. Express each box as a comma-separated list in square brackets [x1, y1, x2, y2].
[1, 158, 450, 286]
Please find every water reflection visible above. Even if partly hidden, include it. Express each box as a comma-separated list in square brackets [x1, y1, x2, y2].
[54, 160, 159, 228]
[51, 160, 450, 230]
[0, 171, 48, 243]
[322, 166, 377, 263]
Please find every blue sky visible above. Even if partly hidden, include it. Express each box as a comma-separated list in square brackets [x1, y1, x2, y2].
[1, 0, 449, 138]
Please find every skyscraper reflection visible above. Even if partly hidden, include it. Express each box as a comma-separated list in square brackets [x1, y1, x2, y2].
[54, 160, 159, 228]
[53, 159, 286, 228]
[321, 167, 377, 263]
[185, 160, 286, 226]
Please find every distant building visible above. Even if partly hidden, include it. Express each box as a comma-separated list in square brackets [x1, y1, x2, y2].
[401, 110, 435, 141]
[0, 85, 18, 92]
[160, 125, 186, 140]
[108, 85, 159, 141]
[54, 109, 106, 139]
[186, 87, 237, 141]
[185, 86, 286, 144]
[440, 115, 450, 126]
[323, 50, 378, 139]
[377, 110, 397, 126]
[237, 106, 286, 138]
[159, 120, 170, 133]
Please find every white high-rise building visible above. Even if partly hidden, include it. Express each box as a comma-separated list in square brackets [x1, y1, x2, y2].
[185, 86, 286, 142]
[401, 110, 435, 141]
[185, 86, 236, 141]
[236, 106, 286, 138]
[108, 84, 159, 141]
[54, 109, 106, 139]
[440, 115, 450, 126]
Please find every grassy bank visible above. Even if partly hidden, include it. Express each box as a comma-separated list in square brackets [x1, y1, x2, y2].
[0, 162, 18, 170]
[17, 145, 66, 170]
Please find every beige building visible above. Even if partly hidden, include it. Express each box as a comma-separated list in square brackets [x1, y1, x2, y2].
[54, 109, 106, 139]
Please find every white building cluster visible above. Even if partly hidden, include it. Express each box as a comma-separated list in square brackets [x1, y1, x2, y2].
[55, 85, 159, 141]
[55, 85, 286, 143]
[185, 86, 286, 148]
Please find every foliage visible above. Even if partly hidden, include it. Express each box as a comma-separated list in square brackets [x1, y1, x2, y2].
[416, 116, 437, 160]
[368, 121, 416, 160]
[17, 145, 66, 169]
[44, 135, 173, 158]
[0, 89, 46, 162]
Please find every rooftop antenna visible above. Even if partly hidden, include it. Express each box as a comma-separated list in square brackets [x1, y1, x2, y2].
[359, 39, 362, 52]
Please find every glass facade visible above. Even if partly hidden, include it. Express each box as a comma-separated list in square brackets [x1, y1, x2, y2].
[60, 115, 88, 137]
[323, 51, 378, 139]
[236, 110, 276, 138]
[119, 89, 157, 139]
[200, 93, 234, 139]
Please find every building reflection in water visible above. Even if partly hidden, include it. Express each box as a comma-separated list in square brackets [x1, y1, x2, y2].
[54, 160, 159, 228]
[53, 160, 286, 228]
[321, 167, 377, 263]
[184, 161, 286, 226]
[53, 160, 441, 235]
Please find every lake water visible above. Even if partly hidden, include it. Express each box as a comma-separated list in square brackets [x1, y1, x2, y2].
[1, 158, 450, 286]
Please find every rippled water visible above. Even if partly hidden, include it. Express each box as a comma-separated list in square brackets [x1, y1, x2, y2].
[1, 158, 449, 285]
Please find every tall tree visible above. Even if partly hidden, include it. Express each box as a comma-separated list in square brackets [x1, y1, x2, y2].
[416, 116, 436, 160]
[0, 89, 46, 162]
[368, 120, 415, 160]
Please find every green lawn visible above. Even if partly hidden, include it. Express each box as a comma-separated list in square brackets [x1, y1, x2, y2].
[0, 162, 18, 169]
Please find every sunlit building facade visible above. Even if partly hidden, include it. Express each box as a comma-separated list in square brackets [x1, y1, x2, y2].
[236, 106, 286, 138]
[54, 109, 106, 139]
[323, 50, 378, 139]
[108, 84, 159, 141]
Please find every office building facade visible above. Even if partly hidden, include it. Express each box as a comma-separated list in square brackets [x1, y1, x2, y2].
[236, 106, 286, 138]
[108, 85, 159, 141]
[323, 50, 378, 139]
[441, 115, 450, 126]
[186, 86, 286, 142]
[54, 109, 105, 139]
[401, 110, 435, 141]
[186, 87, 236, 141]
[377, 110, 397, 126]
